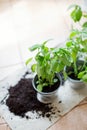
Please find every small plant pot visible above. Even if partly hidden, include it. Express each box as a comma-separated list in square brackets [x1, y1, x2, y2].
[65, 60, 86, 89]
[67, 76, 86, 89]
[32, 74, 62, 104]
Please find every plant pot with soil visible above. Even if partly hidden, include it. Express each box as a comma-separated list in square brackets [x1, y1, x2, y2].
[65, 60, 87, 89]
[65, 4, 87, 89]
[65, 28, 87, 89]
[26, 40, 71, 103]
[32, 74, 61, 103]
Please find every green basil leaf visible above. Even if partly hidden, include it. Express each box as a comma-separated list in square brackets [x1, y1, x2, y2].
[37, 84, 43, 92]
[82, 22, 87, 28]
[29, 44, 41, 51]
[70, 5, 82, 22]
[31, 64, 36, 72]
[26, 58, 32, 65]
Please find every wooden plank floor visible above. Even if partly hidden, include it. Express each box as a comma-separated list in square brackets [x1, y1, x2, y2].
[47, 97, 87, 130]
[0, 116, 11, 130]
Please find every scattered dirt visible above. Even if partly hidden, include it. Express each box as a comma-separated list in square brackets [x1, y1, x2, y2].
[6, 74, 59, 119]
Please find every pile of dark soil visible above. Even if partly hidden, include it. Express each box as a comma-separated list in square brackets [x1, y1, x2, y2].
[6, 75, 58, 119]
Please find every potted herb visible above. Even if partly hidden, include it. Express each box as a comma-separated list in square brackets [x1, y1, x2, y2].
[64, 4, 87, 89]
[65, 27, 87, 89]
[26, 40, 71, 103]
[65, 60, 87, 89]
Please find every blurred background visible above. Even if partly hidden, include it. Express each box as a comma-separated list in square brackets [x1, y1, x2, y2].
[0, 0, 84, 80]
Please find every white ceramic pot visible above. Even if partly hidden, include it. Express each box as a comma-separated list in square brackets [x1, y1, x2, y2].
[67, 76, 86, 89]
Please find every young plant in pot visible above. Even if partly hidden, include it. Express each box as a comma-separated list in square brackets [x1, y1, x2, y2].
[65, 29, 87, 89]
[65, 4, 87, 89]
[26, 40, 71, 103]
